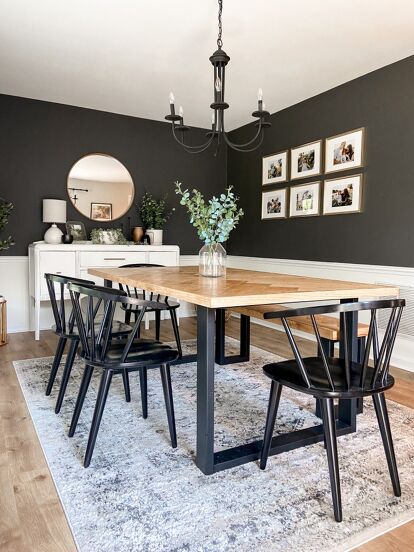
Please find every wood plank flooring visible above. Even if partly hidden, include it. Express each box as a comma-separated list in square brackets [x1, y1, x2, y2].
[0, 318, 413, 551]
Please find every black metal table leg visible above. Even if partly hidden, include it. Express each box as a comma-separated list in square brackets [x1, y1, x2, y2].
[196, 305, 216, 475]
[338, 298, 358, 430]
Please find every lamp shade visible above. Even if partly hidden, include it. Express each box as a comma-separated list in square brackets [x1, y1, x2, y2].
[43, 199, 66, 224]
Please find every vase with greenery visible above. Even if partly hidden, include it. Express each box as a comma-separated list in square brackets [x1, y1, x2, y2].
[0, 198, 14, 251]
[137, 192, 174, 245]
[175, 183, 244, 277]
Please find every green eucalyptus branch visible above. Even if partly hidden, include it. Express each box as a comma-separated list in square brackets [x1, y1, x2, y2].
[0, 198, 14, 251]
[174, 182, 244, 245]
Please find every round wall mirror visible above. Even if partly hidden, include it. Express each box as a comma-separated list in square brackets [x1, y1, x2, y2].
[67, 154, 134, 221]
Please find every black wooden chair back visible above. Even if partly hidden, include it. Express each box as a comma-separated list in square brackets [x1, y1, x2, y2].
[118, 263, 169, 302]
[44, 273, 95, 337]
[264, 298, 405, 392]
[68, 282, 166, 365]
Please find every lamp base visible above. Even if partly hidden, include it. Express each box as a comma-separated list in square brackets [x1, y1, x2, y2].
[44, 223, 63, 244]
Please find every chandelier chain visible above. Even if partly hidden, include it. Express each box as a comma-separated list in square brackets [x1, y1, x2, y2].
[217, 0, 223, 49]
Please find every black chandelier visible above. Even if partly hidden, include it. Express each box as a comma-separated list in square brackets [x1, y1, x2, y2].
[165, 0, 271, 154]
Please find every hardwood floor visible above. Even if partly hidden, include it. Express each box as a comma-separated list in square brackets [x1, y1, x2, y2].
[0, 318, 413, 551]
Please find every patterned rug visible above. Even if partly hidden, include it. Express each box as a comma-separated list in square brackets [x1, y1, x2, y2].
[13, 339, 414, 552]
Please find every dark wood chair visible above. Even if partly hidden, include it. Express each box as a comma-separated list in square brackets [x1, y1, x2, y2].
[67, 281, 179, 467]
[118, 263, 182, 357]
[259, 299, 405, 522]
[44, 274, 131, 413]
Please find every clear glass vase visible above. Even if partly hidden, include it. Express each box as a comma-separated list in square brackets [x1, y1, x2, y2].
[199, 243, 227, 277]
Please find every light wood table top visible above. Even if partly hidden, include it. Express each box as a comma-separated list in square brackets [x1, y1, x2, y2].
[88, 266, 399, 309]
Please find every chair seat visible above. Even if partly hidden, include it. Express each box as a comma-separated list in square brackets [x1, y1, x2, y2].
[53, 319, 132, 339]
[120, 300, 179, 313]
[263, 357, 395, 398]
[81, 338, 179, 367]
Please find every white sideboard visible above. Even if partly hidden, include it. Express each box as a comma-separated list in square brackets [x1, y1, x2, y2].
[28, 242, 180, 340]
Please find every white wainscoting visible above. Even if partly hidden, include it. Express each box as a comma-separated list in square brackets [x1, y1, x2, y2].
[1, 254, 413, 371]
[227, 256, 414, 373]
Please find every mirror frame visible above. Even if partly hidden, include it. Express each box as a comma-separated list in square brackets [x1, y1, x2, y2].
[66, 152, 135, 222]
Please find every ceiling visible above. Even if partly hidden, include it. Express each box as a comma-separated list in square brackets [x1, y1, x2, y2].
[1, 0, 413, 130]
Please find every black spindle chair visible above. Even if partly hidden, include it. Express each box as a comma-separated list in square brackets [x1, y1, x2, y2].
[45, 274, 132, 413]
[118, 264, 182, 357]
[259, 299, 405, 522]
[68, 282, 179, 468]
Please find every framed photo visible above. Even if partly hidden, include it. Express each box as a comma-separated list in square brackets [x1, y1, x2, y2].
[262, 150, 288, 185]
[90, 202, 112, 221]
[66, 221, 87, 241]
[261, 189, 288, 220]
[289, 181, 320, 217]
[290, 140, 322, 180]
[325, 127, 364, 173]
[323, 174, 363, 215]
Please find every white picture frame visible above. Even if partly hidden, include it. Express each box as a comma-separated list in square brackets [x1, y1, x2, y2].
[325, 127, 364, 173]
[290, 140, 322, 180]
[323, 174, 363, 215]
[289, 181, 320, 217]
[262, 150, 288, 185]
[261, 188, 288, 219]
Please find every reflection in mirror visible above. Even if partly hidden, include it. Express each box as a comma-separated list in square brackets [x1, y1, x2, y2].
[67, 154, 134, 221]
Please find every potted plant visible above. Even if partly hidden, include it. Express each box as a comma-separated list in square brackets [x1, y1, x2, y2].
[0, 198, 14, 251]
[137, 193, 174, 245]
[175, 183, 243, 277]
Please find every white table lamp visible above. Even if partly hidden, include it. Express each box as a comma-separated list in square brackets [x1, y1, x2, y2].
[43, 199, 67, 244]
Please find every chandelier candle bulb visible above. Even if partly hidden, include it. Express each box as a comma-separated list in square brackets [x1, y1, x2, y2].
[258, 88, 263, 101]
[169, 92, 175, 104]
[179, 106, 184, 119]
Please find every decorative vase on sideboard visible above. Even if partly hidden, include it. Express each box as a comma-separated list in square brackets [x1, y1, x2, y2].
[199, 243, 226, 277]
[146, 229, 163, 245]
[131, 226, 144, 243]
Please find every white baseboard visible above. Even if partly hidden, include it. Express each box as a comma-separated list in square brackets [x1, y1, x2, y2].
[1, 253, 412, 372]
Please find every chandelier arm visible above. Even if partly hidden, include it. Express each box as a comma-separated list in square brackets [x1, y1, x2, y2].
[222, 127, 265, 152]
[221, 117, 264, 149]
[171, 123, 215, 151]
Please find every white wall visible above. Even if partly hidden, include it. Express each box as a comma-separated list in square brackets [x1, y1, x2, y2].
[1, 254, 412, 371]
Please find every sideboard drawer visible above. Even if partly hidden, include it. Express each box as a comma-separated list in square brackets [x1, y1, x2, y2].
[149, 251, 179, 266]
[40, 251, 76, 295]
[79, 251, 147, 268]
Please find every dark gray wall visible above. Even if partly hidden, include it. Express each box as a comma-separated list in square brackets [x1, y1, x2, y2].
[227, 55, 414, 267]
[0, 94, 226, 255]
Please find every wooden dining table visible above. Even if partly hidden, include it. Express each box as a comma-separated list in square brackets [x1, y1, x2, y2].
[88, 265, 398, 475]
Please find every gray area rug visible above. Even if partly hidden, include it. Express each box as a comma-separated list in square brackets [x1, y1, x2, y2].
[13, 339, 414, 552]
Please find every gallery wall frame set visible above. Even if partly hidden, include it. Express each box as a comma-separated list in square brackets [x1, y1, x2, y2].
[261, 127, 365, 184]
[261, 174, 363, 219]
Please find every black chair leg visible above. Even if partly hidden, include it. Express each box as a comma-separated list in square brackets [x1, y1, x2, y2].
[124, 309, 132, 325]
[170, 308, 182, 357]
[160, 363, 177, 448]
[321, 398, 342, 522]
[84, 370, 113, 467]
[139, 366, 148, 419]
[46, 336, 67, 395]
[260, 381, 282, 470]
[373, 392, 401, 497]
[68, 364, 94, 437]
[155, 310, 161, 341]
[55, 339, 78, 414]
[122, 370, 131, 402]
